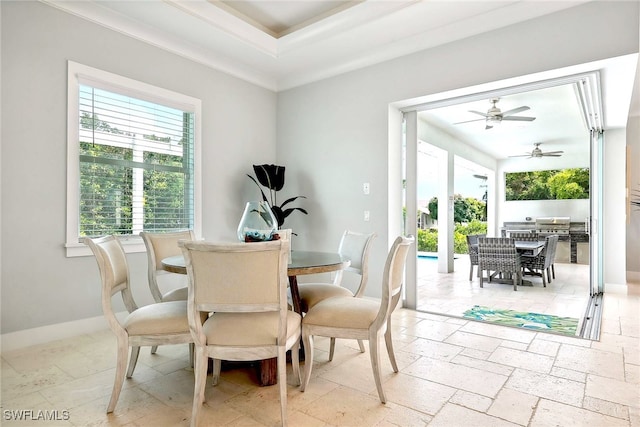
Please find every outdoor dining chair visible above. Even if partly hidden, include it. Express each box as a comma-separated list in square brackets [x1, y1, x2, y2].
[477, 237, 522, 291]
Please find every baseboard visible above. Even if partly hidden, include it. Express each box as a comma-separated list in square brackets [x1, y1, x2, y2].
[1, 313, 125, 353]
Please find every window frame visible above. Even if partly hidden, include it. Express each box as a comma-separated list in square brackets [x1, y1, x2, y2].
[66, 61, 202, 257]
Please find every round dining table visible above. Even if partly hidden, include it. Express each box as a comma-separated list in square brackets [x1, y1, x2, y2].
[161, 250, 350, 315]
[161, 250, 350, 386]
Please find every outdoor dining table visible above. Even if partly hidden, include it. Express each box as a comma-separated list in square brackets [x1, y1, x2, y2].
[471, 239, 546, 286]
[161, 249, 350, 386]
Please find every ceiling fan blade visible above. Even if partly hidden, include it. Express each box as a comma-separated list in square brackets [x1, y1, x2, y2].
[502, 116, 536, 122]
[469, 110, 490, 117]
[541, 153, 563, 157]
[453, 118, 485, 125]
[542, 150, 564, 155]
[500, 106, 530, 117]
[508, 154, 532, 158]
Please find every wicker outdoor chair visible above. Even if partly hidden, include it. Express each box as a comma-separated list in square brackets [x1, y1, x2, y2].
[477, 237, 521, 291]
[466, 234, 485, 281]
[508, 232, 540, 242]
[521, 234, 559, 287]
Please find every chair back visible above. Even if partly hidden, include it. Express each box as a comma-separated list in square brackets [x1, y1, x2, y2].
[543, 235, 559, 268]
[140, 230, 195, 302]
[84, 236, 138, 332]
[466, 234, 485, 264]
[509, 232, 539, 242]
[335, 230, 377, 296]
[478, 237, 521, 273]
[180, 239, 290, 345]
[374, 235, 414, 328]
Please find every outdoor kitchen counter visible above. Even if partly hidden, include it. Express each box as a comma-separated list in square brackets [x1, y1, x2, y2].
[501, 222, 589, 263]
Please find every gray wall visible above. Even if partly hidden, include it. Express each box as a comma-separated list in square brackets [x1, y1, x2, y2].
[1, 1, 278, 334]
[277, 1, 639, 297]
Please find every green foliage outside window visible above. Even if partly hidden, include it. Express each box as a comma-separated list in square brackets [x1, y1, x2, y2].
[505, 168, 589, 201]
[417, 219, 487, 253]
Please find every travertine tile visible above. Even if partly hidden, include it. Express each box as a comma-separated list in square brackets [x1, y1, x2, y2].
[409, 318, 462, 341]
[428, 403, 519, 427]
[583, 396, 630, 421]
[400, 338, 462, 361]
[444, 330, 503, 353]
[531, 398, 627, 426]
[555, 344, 625, 380]
[527, 338, 560, 357]
[383, 373, 455, 415]
[298, 385, 391, 426]
[451, 354, 514, 376]
[585, 374, 640, 407]
[488, 388, 538, 425]
[403, 357, 508, 397]
[448, 389, 493, 412]
[459, 321, 535, 344]
[488, 347, 554, 374]
[505, 368, 584, 406]
[0, 275, 637, 427]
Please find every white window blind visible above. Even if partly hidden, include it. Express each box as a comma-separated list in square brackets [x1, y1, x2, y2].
[66, 62, 201, 256]
[79, 86, 194, 236]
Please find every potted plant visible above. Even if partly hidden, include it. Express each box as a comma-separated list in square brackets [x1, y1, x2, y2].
[247, 164, 308, 229]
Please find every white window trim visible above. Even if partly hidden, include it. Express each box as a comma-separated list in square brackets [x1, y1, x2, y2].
[66, 61, 202, 257]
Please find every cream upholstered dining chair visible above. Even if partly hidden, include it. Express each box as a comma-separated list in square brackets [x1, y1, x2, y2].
[477, 237, 522, 291]
[140, 230, 195, 356]
[140, 230, 195, 303]
[297, 230, 376, 356]
[180, 238, 301, 427]
[84, 235, 193, 414]
[301, 235, 413, 404]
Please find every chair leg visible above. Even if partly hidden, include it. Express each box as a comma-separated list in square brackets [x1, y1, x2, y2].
[329, 337, 336, 361]
[552, 264, 556, 279]
[542, 270, 547, 287]
[189, 343, 195, 368]
[369, 332, 386, 404]
[546, 267, 552, 284]
[107, 340, 129, 413]
[469, 264, 473, 281]
[479, 269, 484, 288]
[357, 339, 365, 353]
[150, 345, 158, 355]
[211, 359, 221, 386]
[301, 329, 314, 392]
[291, 337, 301, 386]
[277, 347, 288, 427]
[126, 346, 140, 378]
[191, 347, 207, 427]
[384, 323, 399, 373]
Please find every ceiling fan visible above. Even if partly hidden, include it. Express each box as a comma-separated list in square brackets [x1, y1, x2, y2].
[454, 98, 536, 129]
[509, 143, 564, 159]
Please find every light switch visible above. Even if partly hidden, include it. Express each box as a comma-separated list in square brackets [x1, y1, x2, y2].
[363, 182, 370, 195]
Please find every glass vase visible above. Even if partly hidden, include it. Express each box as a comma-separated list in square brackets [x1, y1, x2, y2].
[237, 201, 278, 242]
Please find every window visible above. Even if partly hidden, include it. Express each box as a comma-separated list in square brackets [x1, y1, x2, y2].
[66, 62, 201, 256]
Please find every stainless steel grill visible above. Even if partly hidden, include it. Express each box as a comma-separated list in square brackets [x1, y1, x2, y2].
[535, 217, 570, 235]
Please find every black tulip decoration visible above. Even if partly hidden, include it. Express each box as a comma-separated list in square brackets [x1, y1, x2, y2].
[247, 164, 308, 228]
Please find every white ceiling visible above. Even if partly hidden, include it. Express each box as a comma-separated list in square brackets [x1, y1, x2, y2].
[45, 0, 599, 91]
[44, 0, 639, 160]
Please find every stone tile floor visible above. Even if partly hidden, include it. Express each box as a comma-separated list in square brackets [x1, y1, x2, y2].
[1, 275, 638, 426]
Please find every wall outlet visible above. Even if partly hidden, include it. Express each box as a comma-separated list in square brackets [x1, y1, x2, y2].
[363, 182, 370, 195]
[364, 210, 370, 221]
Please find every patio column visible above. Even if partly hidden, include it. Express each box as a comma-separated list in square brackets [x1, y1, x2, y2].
[437, 150, 454, 273]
